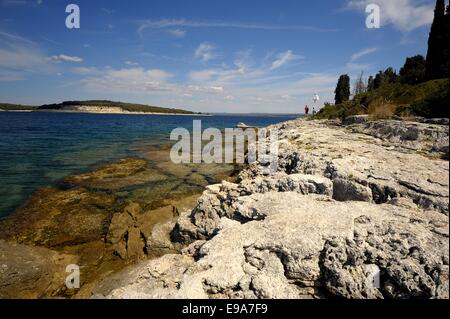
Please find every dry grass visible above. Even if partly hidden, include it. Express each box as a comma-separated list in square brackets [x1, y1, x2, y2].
[367, 97, 398, 120]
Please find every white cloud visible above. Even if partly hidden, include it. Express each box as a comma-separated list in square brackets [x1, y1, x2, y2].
[350, 47, 377, 62]
[195, 42, 216, 62]
[48, 54, 83, 63]
[125, 60, 138, 66]
[167, 29, 186, 38]
[81, 67, 172, 92]
[79, 66, 225, 96]
[346, 0, 434, 31]
[209, 86, 224, 93]
[270, 50, 303, 70]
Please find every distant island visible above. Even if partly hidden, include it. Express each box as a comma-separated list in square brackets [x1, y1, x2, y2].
[0, 100, 202, 115]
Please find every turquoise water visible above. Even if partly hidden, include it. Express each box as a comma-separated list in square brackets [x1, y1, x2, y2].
[0, 112, 297, 217]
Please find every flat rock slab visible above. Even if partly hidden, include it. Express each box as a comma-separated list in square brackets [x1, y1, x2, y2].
[96, 192, 448, 299]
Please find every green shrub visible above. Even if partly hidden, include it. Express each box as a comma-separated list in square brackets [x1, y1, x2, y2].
[329, 78, 449, 120]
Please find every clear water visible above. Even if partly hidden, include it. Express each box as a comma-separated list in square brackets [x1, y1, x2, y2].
[0, 112, 297, 217]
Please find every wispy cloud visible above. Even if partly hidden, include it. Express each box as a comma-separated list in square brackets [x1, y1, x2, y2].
[270, 50, 303, 70]
[125, 60, 138, 66]
[346, 0, 433, 31]
[167, 29, 186, 38]
[2, 0, 28, 5]
[350, 47, 377, 62]
[47, 54, 83, 63]
[346, 47, 377, 71]
[0, 30, 53, 81]
[136, 18, 338, 36]
[190, 49, 306, 87]
[101, 8, 113, 15]
[195, 42, 216, 62]
[2, 0, 42, 6]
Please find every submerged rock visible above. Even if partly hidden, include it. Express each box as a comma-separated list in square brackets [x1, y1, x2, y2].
[0, 152, 218, 298]
[64, 158, 166, 190]
[0, 187, 117, 247]
[0, 240, 78, 298]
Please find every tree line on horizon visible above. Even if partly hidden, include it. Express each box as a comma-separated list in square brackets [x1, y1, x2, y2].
[328, 0, 449, 119]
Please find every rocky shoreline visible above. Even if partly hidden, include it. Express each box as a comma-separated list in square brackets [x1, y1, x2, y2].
[1, 116, 448, 299]
[91, 116, 449, 299]
[0, 147, 236, 298]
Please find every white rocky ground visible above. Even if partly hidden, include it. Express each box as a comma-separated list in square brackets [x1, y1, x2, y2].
[92, 117, 449, 299]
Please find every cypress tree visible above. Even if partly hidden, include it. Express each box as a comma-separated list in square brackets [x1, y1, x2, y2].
[425, 0, 448, 79]
[444, 4, 450, 76]
[334, 75, 350, 104]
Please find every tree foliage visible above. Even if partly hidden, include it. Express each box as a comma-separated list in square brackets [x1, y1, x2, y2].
[373, 68, 398, 89]
[334, 74, 350, 104]
[425, 0, 449, 80]
[399, 55, 426, 84]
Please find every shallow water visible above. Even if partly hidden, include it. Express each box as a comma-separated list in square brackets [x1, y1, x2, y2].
[0, 112, 297, 217]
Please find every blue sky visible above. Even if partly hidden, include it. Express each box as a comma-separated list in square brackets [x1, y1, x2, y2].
[0, 0, 437, 113]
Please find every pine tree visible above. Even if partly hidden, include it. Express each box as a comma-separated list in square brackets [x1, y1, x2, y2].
[425, 0, 448, 79]
[334, 74, 350, 104]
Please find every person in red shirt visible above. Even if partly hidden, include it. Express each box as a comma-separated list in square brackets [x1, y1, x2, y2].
[304, 105, 310, 115]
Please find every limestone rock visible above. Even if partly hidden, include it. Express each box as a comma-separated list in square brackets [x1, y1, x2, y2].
[333, 178, 372, 202]
[96, 192, 448, 299]
[91, 118, 449, 300]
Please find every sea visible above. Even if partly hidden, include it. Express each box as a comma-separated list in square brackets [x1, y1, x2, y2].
[0, 112, 298, 217]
